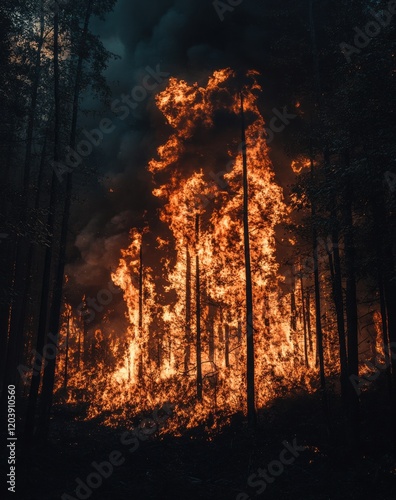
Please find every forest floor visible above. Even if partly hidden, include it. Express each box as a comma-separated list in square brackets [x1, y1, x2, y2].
[3, 385, 396, 500]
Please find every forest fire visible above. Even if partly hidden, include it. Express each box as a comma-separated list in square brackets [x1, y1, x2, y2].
[53, 69, 330, 433]
[3, 2, 396, 498]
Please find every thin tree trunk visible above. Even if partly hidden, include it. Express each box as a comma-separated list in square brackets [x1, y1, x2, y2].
[225, 323, 230, 369]
[0, 101, 18, 394]
[313, 228, 325, 391]
[24, 7, 61, 444]
[300, 267, 309, 368]
[14, 118, 51, 396]
[308, 0, 326, 394]
[77, 319, 81, 370]
[184, 246, 191, 373]
[309, 156, 331, 437]
[38, 0, 94, 436]
[378, 266, 391, 398]
[195, 214, 202, 401]
[371, 195, 396, 450]
[2, 1, 46, 403]
[328, 218, 349, 409]
[306, 290, 313, 353]
[240, 91, 256, 428]
[308, 0, 330, 434]
[63, 311, 70, 392]
[208, 303, 215, 363]
[383, 259, 396, 452]
[290, 267, 297, 334]
[343, 172, 360, 449]
[138, 242, 144, 380]
[310, 158, 326, 393]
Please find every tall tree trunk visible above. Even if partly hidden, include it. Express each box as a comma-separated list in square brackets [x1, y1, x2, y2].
[328, 215, 349, 410]
[308, 0, 330, 434]
[195, 214, 203, 401]
[83, 308, 89, 367]
[0, 99, 18, 394]
[77, 319, 82, 370]
[309, 156, 331, 437]
[310, 158, 326, 394]
[308, 0, 326, 394]
[2, 1, 46, 403]
[343, 171, 360, 449]
[14, 118, 51, 397]
[63, 311, 70, 393]
[184, 245, 191, 373]
[378, 265, 391, 399]
[382, 256, 396, 452]
[300, 267, 309, 368]
[225, 323, 230, 369]
[313, 228, 326, 392]
[38, 0, 94, 436]
[208, 303, 215, 363]
[306, 290, 313, 353]
[290, 267, 297, 334]
[240, 91, 256, 428]
[138, 242, 144, 380]
[371, 195, 396, 450]
[24, 7, 61, 444]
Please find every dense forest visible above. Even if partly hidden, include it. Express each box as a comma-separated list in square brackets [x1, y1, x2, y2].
[1, 0, 396, 499]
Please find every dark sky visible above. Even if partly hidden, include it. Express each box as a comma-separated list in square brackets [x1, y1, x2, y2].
[66, 0, 300, 301]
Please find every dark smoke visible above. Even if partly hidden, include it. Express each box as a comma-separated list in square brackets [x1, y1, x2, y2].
[66, 0, 298, 302]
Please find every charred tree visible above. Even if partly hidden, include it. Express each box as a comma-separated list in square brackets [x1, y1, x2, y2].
[306, 290, 313, 353]
[312, 196, 326, 394]
[195, 214, 203, 401]
[208, 304, 215, 363]
[38, 0, 95, 437]
[307, 0, 330, 435]
[343, 170, 360, 448]
[290, 267, 297, 335]
[225, 323, 230, 369]
[371, 193, 396, 450]
[240, 90, 256, 429]
[184, 245, 192, 373]
[2, 0, 46, 403]
[299, 266, 309, 369]
[24, 7, 61, 444]
[328, 213, 349, 410]
[64, 311, 70, 393]
[138, 241, 144, 380]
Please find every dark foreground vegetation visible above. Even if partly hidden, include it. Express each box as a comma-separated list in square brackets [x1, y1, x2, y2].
[2, 384, 395, 500]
